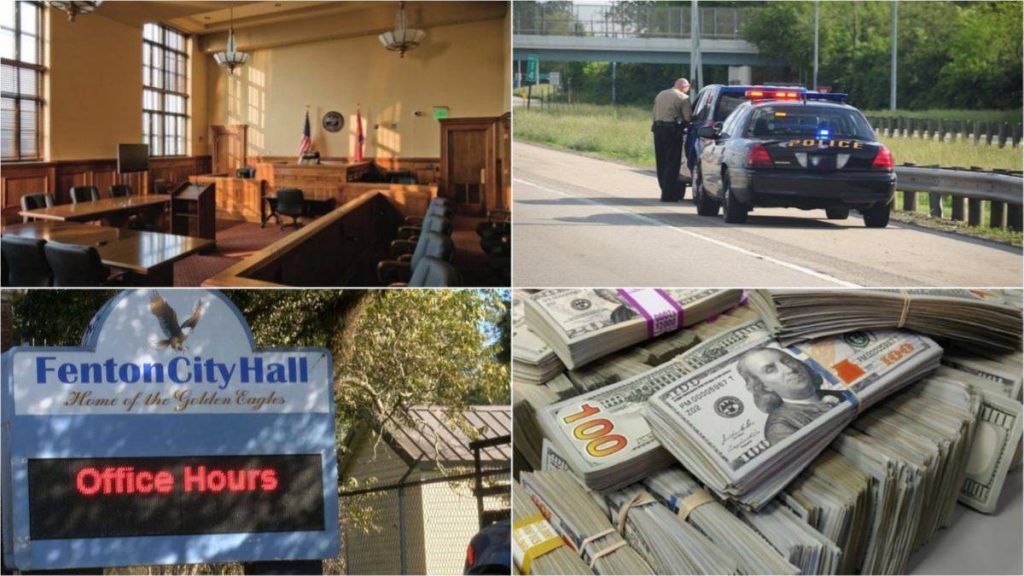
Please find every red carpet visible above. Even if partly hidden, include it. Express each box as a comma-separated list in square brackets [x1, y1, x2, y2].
[173, 219, 294, 286]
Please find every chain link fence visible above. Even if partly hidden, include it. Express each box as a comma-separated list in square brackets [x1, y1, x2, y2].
[337, 468, 509, 575]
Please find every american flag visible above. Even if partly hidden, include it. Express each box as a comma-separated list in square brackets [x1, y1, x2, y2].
[298, 110, 312, 160]
[354, 109, 365, 162]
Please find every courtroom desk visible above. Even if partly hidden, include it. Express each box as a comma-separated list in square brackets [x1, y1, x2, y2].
[203, 190, 404, 287]
[18, 195, 171, 226]
[190, 174, 266, 223]
[255, 161, 373, 198]
[3, 221, 212, 286]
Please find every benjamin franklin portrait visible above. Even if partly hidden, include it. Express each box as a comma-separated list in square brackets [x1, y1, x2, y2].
[736, 347, 841, 446]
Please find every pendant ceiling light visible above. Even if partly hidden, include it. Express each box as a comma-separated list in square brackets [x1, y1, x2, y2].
[214, 7, 249, 74]
[48, 1, 103, 22]
[379, 1, 426, 58]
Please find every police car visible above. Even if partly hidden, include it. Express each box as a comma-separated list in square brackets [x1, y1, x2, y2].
[690, 94, 896, 227]
[679, 85, 846, 187]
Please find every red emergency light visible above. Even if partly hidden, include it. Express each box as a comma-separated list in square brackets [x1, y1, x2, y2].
[745, 89, 801, 100]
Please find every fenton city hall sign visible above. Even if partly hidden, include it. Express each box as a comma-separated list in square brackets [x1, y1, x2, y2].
[1, 290, 339, 571]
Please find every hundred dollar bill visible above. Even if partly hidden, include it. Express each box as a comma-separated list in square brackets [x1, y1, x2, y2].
[750, 288, 1022, 352]
[646, 328, 943, 509]
[536, 317, 769, 492]
[525, 288, 744, 369]
[951, 376, 1023, 513]
[513, 293, 565, 385]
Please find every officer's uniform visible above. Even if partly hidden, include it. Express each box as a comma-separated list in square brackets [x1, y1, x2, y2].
[651, 88, 693, 201]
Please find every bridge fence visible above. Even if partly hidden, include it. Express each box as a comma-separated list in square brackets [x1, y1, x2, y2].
[513, 4, 750, 40]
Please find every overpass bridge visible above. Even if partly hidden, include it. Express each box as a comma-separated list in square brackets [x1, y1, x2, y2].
[513, 4, 779, 69]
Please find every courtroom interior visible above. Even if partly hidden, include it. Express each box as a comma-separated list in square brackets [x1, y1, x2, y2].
[1, 0, 511, 287]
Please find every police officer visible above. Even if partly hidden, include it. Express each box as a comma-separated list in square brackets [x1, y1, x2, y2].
[651, 78, 693, 201]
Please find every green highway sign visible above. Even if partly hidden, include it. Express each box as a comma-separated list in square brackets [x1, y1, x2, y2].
[526, 56, 539, 83]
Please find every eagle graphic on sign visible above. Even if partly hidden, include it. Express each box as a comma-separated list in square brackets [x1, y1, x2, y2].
[149, 291, 205, 352]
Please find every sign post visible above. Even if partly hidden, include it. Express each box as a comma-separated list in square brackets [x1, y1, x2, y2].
[1, 290, 340, 572]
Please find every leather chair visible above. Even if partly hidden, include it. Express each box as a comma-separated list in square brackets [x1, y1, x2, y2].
[19, 193, 55, 223]
[109, 184, 133, 198]
[275, 188, 305, 230]
[70, 186, 100, 204]
[402, 202, 453, 231]
[395, 256, 459, 287]
[44, 241, 120, 286]
[1, 236, 52, 286]
[397, 211, 452, 239]
[378, 231, 453, 284]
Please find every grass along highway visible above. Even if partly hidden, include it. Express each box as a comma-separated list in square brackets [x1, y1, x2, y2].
[513, 142, 1022, 287]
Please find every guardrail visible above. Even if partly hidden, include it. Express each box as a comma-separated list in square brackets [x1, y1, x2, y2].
[894, 165, 1023, 230]
[867, 116, 1023, 148]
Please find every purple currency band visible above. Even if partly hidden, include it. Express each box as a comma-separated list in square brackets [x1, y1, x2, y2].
[616, 289, 684, 338]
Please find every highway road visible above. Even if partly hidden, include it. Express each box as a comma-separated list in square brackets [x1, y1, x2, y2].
[513, 142, 1023, 287]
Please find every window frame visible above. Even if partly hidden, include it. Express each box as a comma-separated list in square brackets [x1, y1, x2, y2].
[1, 0, 46, 162]
[142, 22, 189, 157]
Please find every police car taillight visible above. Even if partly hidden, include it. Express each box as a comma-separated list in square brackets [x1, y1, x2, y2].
[871, 145, 894, 171]
[747, 144, 773, 168]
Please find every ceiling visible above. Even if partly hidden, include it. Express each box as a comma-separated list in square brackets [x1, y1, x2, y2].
[95, 1, 394, 34]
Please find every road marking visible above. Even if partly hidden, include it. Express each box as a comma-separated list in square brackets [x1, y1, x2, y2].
[514, 177, 861, 288]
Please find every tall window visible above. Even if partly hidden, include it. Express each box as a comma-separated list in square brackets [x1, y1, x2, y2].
[1, 1, 44, 161]
[143, 23, 188, 156]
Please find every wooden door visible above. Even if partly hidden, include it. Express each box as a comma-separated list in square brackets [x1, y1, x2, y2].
[440, 118, 497, 215]
[210, 124, 248, 175]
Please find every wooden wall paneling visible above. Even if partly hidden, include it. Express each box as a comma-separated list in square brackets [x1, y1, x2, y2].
[210, 124, 248, 175]
[499, 112, 511, 211]
[0, 156, 212, 225]
[1, 164, 53, 223]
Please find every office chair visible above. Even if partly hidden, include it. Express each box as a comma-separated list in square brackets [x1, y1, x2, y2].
[378, 231, 453, 284]
[397, 256, 459, 287]
[109, 184, 133, 198]
[1, 236, 52, 286]
[19, 193, 55, 223]
[70, 186, 100, 204]
[275, 188, 305, 230]
[44, 241, 120, 287]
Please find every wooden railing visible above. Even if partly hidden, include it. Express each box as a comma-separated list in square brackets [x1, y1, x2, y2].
[202, 191, 406, 287]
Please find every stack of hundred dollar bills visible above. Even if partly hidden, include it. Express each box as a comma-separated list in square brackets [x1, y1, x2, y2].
[514, 291, 566, 385]
[524, 289, 744, 369]
[511, 287, 1023, 575]
[750, 289, 1022, 352]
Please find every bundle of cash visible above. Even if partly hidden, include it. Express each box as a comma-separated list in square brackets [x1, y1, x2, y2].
[520, 470, 653, 575]
[737, 501, 842, 575]
[524, 289, 745, 369]
[567, 328, 701, 392]
[514, 375, 576, 471]
[536, 309, 766, 492]
[645, 325, 943, 509]
[602, 485, 738, 574]
[512, 481, 592, 575]
[514, 294, 566, 385]
[829, 374, 981, 574]
[781, 449, 873, 575]
[932, 364, 1022, 513]
[644, 468, 799, 575]
[750, 289, 1022, 352]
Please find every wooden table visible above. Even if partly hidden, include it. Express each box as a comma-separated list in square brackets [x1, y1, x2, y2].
[2, 221, 212, 286]
[18, 195, 171, 226]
